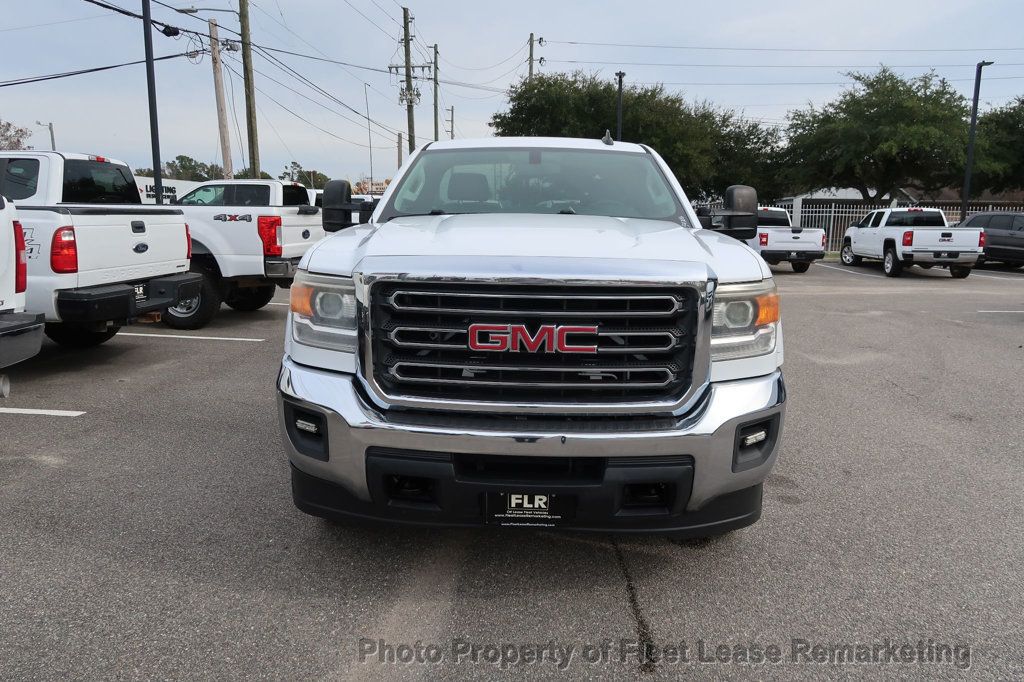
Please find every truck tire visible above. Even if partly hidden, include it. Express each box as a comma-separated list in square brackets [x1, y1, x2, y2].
[225, 284, 277, 312]
[949, 265, 971, 279]
[44, 323, 120, 348]
[163, 264, 222, 330]
[883, 248, 903, 277]
[791, 262, 811, 273]
[840, 241, 861, 266]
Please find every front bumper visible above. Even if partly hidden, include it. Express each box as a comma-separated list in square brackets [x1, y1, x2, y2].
[264, 257, 301, 280]
[277, 357, 786, 534]
[903, 249, 982, 265]
[761, 250, 825, 262]
[55, 273, 202, 324]
[0, 312, 44, 370]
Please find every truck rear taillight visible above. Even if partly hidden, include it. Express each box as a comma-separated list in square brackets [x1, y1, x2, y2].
[758, 232, 768, 247]
[13, 220, 27, 293]
[821, 233, 826, 249]
[979, 231, 986, 248]
[902, 230, 913, 247]
[185, 223, 192, 259]
[50, 226, 78, 273]
[258, 216, 282, 257]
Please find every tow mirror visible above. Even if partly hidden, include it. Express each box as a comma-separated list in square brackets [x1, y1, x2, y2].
[708, 185, 758, 240]
[322, 180, 353, 232]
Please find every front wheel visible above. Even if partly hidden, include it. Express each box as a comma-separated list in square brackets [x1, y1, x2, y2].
[225, 284, 277, 312]
[791, 262, 811, 273]
[883, 248, 903, 277]
[950, 266, 971, 279]
[840, 243, 862, 266]
[163, 265, 222, 330]
[44, 323, 120, 348]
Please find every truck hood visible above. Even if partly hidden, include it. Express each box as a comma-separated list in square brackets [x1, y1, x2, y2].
[303, 213, 769, 282]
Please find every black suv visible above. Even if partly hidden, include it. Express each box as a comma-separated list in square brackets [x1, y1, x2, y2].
[960, 212, 1024, 267]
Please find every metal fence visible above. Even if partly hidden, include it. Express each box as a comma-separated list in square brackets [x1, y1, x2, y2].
[767, 200, 1024, 253]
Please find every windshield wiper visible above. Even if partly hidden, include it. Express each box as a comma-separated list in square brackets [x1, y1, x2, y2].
[558, 207, 576, 215]
[383, 209, 477, 222]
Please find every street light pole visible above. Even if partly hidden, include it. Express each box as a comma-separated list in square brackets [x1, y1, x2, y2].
[36, 121, 55, 150]
[365, 83, 374, 193]
[141, 0, 164, 204]
[615, 71, 625, 141]
[961, 59, 994, 222]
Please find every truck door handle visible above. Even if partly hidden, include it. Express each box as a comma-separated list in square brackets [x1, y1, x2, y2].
[941, 232, 952, 238]
[131, 220, 146, 233]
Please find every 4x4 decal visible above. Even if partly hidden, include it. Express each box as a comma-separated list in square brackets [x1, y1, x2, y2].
[213, 214, 253, 222]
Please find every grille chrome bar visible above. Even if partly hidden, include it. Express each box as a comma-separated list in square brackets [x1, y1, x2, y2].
[390, 362, 675, 388]
[388, 290, 682, 317]
[388, 327, 679, 353]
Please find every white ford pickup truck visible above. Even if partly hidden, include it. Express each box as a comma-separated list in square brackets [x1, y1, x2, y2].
[746, 207, 826, 273]
[0, 196, 44, 395]
[0, 152, 201, 347]
[166, 179, 324, 329]
[277, 137, 786, 538]
[841, 207, 984, 277]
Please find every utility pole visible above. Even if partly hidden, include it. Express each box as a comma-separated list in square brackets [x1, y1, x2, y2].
[364, 83, 374, 192]
[529, 32, 534, 80]
[402, 7, 416, 154]
[448, 106, 454, 140]
[141, 0, 163, 204]
[238, 0, 260, 176]
[433, 44, 439, 142]
[36, 121, 55, 150]
[208, 19, 233, 178]
[961, 59, 994, 222]
[615, 71, 625, 141]
[397, 132, 403, 169]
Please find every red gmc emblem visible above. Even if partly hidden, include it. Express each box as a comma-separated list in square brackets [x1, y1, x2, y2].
[468, 323, 598, 354]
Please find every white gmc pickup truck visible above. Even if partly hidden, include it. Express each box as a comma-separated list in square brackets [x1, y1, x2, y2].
[746, 207, 826, 273]
[841, 207, 984, 277]
[0, 152, 201, 347]
[0, 196, 44, 395]
[167, 179, 324, 328]
[277, 137, 786, 538]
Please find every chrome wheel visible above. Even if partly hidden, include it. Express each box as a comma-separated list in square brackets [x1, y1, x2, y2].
[841, 245, 854, 264]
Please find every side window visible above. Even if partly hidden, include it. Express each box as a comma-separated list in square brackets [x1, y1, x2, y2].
[179, 185, 226, 206]
[870, 211, 885, 227]
[232, 185, 270, 206]
[857, 212, 874, 227]
[281, 185, 309, 206]
[965, 214, 989, 228]
[1012, 215, 1024, 231]
[1, 158, 41, 201]
[989, 215, 1013, 230]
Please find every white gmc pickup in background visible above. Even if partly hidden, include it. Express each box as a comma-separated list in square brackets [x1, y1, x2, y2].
[0, 195, 44, 395]
[745, 207, 826, 273]
[841, 207, 984, 277]
[166, 179, 325, 329]
[0, 151, 201, 347]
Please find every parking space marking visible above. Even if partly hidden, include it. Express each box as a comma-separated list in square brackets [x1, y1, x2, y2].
[119, 332, 265, 342]
[978, 310, 1024, 313]
[814, 263, 884, 278]
[268, 302, 290, 306]
[0, 407, 85, 417]
[970, 272, 1024, 281]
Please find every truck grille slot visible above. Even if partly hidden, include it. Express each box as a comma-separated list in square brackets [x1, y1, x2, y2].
[368, 282, 699, 405]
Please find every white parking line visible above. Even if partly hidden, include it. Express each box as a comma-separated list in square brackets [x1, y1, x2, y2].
[978, 310, 1024, 313]
[119, 332, 265, 342]
[970, 272, 1024, 281]
[0, 407, 85, 417]
[268, 302, 290, 306]
[814, 263, 883, 278]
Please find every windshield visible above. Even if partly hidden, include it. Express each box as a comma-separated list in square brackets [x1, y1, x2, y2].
[379, 147, 685, 223]
[62, 159, 141, 204]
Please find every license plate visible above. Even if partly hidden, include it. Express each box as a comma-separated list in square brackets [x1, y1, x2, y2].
[134, 283, 148, 302]
[936, 252, 958, 259]
[485, 492, 575, 527]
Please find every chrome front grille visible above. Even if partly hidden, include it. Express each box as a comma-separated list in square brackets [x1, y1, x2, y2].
[367, 282, 699, 406]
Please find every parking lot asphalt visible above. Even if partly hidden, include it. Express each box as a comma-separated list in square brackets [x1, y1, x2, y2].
[2, 262, 1023, 680]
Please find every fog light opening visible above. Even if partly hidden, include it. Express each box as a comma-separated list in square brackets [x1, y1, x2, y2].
[622, 482, 672, 512]
[386, 475, 436, 504]
[733, 416, 778, 473]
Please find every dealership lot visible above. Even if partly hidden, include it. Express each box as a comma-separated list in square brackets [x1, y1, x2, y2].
[1, 264, 1022, 678]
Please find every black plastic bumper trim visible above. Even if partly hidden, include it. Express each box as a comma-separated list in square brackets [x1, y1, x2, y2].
[55, 272, 202, 323]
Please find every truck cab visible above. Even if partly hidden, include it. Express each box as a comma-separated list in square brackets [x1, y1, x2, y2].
[277, 137, 786, 538]
[167, 179, 325, 329]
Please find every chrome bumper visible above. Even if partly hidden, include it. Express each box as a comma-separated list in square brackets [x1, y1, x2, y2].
[277, 357, 785, 512]
[906, 249, 982, 264]
[264, 257, 301, 279]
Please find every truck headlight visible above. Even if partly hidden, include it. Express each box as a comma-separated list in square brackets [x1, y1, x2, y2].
[710, 281, 779, 361]
[290, 270, 358, 352]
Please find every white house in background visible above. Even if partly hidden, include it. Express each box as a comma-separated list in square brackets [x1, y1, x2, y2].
[777, 187, 916, 203]
[134, 176, 201, 204]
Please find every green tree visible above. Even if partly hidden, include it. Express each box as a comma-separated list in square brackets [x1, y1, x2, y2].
[163, 155, 214, 181]
[490, 72, 785, 201]
[0, 118, 31, 150]
[784, 68, 969, 201]
[236, 167, 273, 179]
[278, 161, 330, 188]
[975, 97, 1024, 194]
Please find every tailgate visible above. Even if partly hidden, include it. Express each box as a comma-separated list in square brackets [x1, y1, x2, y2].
[909, 227, 980, 250]
[766, 228, 824, 250]
[279, 209, 326, 259]
[67, 207, 190, 287]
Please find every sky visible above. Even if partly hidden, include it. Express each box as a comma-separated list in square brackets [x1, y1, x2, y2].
[2, 0, 1023, 183]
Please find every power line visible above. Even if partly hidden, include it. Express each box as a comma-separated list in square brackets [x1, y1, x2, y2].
[222, 60, 248, 170]
[340, 0, 395, 40]
[545, 39, 1024, 53]
[0, 14, 111, 32]
[0, 51, 200, 88]
[439, 41, 529, 71]
[546, 59, 1024, 69]
[634, 74, 1024, 86]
